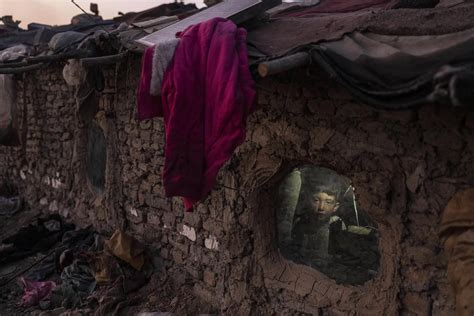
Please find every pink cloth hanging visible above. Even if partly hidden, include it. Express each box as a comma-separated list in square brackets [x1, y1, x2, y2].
[137, 17, 256, 211]
[137, 46, 163, 120]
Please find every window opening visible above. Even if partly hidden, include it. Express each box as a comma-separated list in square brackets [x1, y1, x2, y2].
[277, 165, 380, 285]
[86, 121, 106, 192]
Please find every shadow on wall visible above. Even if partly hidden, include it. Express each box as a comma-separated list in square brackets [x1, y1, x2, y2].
[277, 165, 380, 285]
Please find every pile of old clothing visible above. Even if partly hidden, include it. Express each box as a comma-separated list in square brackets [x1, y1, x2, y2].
[5, 226, 151, 315]
[20, 278, 57, 307]
[72, 230, 149, 316]
[137, 17, 256, 210]
[0, 215, 74, 267]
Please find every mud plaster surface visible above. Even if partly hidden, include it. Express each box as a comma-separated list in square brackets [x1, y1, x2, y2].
[0, 60, 473, 315]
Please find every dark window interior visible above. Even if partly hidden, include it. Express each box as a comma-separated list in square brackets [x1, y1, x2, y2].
[86, 122, 106, 192]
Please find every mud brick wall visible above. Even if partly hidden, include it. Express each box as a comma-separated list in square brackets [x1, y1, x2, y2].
[1, 59, 473, 315]
[0, 70, 76, 212]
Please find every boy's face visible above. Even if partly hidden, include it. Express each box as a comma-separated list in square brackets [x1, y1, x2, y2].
[312, 192, 339, 217]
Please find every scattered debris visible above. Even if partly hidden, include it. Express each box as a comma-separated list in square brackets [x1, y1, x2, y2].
[0, 213, 214, 315]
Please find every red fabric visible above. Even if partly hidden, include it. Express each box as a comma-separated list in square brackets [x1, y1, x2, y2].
[136, 18, 256, 210]
[274, 0, 391, 18]
[137, 46, 163, 120]
[160, 17, 256, 210]
[20, 277, 56, 307]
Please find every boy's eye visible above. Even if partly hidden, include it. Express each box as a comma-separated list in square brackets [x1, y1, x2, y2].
[314, 198, 335, 205]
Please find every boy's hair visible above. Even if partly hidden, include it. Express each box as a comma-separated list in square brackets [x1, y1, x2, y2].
[298, 166, 344, 201]
[293, 166, 348, 216]
[312, 184, 340, 201]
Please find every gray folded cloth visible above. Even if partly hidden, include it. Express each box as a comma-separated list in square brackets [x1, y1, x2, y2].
[150, 38, 180, 96]
[0, 196, 22, 216]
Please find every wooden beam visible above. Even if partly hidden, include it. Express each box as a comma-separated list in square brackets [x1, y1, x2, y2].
[131, 16, 178, 29]
[0, 63, 44, 74]
[79, 52, 128, 67]
[258, 52, 310, 77]
[0, 60, 28, 69]
[25, 50, 90, 63]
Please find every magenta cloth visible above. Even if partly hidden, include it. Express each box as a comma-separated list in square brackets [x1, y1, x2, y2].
[274, 0, 391, 18]
[139, 17, 256, 210]
[20, 277, 56, 307]
[137, 45, 163, 120]
[162, 17, 256, 209]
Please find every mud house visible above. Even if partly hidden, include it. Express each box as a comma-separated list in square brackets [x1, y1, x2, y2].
[1, 0, 474, 315]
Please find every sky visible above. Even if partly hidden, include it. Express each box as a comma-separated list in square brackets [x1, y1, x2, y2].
[1, 0, 205, 27]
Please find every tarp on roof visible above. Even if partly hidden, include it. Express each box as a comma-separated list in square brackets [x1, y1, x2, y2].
[273, 0, 392, 17]
[248, 4, 474, 57]
[312, 29, 474, 108]
[0, 45, 30, 62]
[0, 20, 116, 52]
[319, 29, 474, 85]
[0, 30, 39, 51]
[113, 3, 197, 24]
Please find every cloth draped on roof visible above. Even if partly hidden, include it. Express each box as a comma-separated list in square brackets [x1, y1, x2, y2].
[312, 29, 474, 108]
[113, 3, 197, 24]
[150, 38, 180, 96]
[137, 48, 163, 120]
[137, 17, 256, 210]
[273, 0, 392, 18]
[0, 44, 31, 62]
[248, 4, 474, 108]
[248, 5, 474, 57]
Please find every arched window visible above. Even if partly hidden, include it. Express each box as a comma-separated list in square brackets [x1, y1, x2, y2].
[86, 121, 106, 192]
